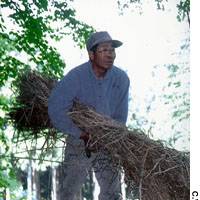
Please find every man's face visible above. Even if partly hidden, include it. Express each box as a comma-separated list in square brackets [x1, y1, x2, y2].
[90, 42, 116, 70]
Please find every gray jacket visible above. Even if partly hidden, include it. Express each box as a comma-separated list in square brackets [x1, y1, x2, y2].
[48, 61, 130, 138]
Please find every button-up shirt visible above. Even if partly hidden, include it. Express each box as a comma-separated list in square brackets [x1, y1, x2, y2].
[48, 61, 130, 138]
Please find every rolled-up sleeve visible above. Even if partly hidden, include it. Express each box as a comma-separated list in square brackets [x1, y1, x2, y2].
[48, 71, 81, 138]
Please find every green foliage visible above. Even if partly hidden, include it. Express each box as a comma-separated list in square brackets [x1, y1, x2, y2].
[117, 0, 142, 14]
[153, 36, 189, 148]
[0, 130, 20, 196]
[117, 0, 190, 24]
[163, 58, 190, 124]
[0, 95, 20, 195]
[0, 0, 95, 82]
[177, 0, 190, 23]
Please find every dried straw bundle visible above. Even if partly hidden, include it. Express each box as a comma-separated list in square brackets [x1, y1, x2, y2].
[9, 71, 57, 132]
[9, 71, 63, 158]
[68, 101, 190, 200]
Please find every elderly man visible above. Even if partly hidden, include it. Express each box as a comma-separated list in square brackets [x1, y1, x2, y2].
[48, 31, 130, 200]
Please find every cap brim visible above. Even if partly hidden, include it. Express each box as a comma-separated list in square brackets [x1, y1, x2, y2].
[111, 40, 123, 48]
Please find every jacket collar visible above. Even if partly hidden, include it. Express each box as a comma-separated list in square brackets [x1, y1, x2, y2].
[87, 61, 113, 80]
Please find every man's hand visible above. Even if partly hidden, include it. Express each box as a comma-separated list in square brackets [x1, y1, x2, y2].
[80, 132, 90, 145]
[80, 132, 97, 157]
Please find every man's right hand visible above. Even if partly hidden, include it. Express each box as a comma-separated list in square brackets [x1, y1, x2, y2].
[80, 132, 92, 157]
[80, 132, 98, 157]
[80, 132, 90, 145]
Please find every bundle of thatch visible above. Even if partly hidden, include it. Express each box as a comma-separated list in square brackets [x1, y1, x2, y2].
[68, 101, 190, 200]
[9, 71, 60, 152]
[9, 71, 57, 132]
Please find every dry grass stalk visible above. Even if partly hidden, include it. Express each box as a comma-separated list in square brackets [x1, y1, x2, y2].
[68, 101, 190, 200]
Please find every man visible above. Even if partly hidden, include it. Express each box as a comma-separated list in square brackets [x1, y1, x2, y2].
[48, 31, 130, 200]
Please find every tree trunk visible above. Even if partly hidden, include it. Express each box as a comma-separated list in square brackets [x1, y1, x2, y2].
[51, 166, 60, 200]
[27, 159, 40, 200]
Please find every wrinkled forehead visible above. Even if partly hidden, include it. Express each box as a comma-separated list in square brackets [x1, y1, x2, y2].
[97, 41, 113, 49]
